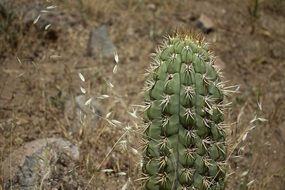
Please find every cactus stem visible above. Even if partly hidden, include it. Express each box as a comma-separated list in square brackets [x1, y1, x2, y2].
[142, 33, 228, 190]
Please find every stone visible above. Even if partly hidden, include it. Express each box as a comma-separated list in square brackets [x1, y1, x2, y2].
[22, 5, 80, 38]
[196, 14, 214, 34]
[87, 25, 116, 59]
[1, 138, 80, 190]
[0, 0, 80, 39]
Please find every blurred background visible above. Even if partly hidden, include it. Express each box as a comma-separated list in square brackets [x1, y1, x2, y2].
[0, 0, 284, 189]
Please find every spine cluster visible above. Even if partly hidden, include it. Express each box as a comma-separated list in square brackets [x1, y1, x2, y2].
[142, 34, 227, 190]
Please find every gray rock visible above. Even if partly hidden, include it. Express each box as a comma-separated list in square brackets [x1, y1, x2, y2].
[0, 1, 79, 33]
[23, 7, 80, 37]
[24, 7, 79, 30]
[2, 138, 79, 190]
[196, 14, 214, 34]
[87, 25, 116, 59]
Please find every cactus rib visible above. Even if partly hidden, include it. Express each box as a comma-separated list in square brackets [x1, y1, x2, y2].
[142, 33, 227, 190]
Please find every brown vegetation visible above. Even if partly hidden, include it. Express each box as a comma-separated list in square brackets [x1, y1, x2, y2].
[0, 0, 284, 189]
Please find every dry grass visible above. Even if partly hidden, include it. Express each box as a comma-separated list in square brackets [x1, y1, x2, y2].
[1, 0, 285, 189]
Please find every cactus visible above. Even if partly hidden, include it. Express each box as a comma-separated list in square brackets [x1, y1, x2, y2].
[142, 33, 227, 190]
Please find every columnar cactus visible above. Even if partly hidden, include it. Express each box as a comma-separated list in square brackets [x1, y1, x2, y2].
[142, 33, 227, 190]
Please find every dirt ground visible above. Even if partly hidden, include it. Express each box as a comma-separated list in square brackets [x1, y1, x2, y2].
[0, 0, 285, 189]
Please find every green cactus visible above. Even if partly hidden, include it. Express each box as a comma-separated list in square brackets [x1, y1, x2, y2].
[142, 33, 227, 190]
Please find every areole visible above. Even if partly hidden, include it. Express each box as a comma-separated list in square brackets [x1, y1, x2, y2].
[142, 33, 227, 190]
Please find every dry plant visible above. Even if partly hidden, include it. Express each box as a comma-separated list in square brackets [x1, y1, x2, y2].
[225, 90, 267, 189]
[71, 51, 144, 189]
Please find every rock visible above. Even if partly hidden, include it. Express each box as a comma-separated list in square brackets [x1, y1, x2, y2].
[1, 138, 80, 190]
[196, 14, 214, 34]
[0, 1, 80, 40]
[22, 5, 80, 40]
[87, 25, 116, 59]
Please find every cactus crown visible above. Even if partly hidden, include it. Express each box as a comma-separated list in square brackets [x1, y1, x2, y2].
[142, 33, 226, 190]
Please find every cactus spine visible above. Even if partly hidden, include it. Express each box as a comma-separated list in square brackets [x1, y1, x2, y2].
[142, 33, 227, 190]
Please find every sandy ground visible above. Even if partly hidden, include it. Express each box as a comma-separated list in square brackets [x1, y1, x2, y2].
[0, 0, 285, 189]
